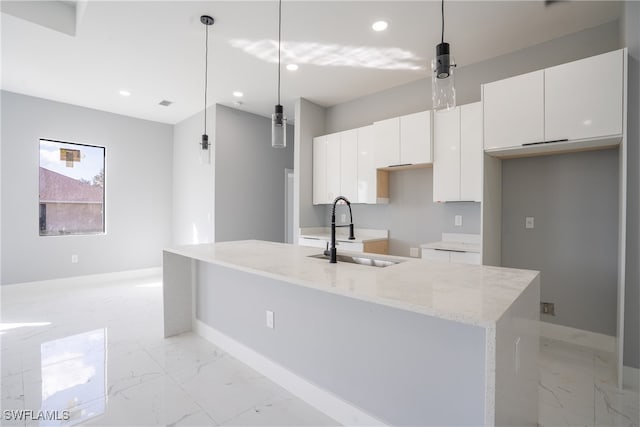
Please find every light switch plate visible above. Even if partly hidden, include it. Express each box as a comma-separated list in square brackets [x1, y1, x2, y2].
[409, 247, 419, 258]
[71, 254, 79, 264]
[525, 217, 534, 229]
[454, 215, 463, 227]
[266, 310, 274, 329]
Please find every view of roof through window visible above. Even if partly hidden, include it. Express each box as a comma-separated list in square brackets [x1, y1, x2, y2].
[39, 139, 105, 236]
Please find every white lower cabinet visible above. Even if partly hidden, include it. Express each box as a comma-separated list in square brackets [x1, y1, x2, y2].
[421, 248, 481, 265]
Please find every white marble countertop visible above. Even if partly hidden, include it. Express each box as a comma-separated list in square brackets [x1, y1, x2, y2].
[299, 227, 387, 243]
[165, 240, 539, 328]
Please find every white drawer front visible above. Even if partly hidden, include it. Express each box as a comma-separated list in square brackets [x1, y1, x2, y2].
[421, 248, 451, 262]
[450, 251, 481, 265]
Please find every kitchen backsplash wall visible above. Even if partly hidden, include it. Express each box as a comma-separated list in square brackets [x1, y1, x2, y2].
[323, 168, 480, 257]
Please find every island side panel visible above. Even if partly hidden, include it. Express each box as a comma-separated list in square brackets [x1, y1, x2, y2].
[494, 274, 540, 426]
[163, 251, 195, 337]
[196, 261, 488, 426]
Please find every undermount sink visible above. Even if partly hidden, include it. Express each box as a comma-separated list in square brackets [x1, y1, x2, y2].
[308, 253, 404, 268]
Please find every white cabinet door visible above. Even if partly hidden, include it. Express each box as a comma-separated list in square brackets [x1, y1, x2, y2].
[433, 107, 461, 202]
[460, 102, 482, 202]
[312, 136, 327, 205]
[545, 49, 624, 142]
[298, 237, 328, 249]
[400, 111, 432, 164]
[450, 251, 481, 265]
[421, 248, 451, 262]
[326, 133, 341, 202]
[483, 70, 544, 150]
[373, 117, 400, 167]
[340, 129, 358, 202]
[357, 125, 376, 204]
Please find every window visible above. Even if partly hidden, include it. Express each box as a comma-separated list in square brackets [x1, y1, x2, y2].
[39, 139, 105, 236]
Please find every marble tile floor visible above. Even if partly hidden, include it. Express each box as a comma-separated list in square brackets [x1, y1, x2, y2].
[0, 272, 638, 426]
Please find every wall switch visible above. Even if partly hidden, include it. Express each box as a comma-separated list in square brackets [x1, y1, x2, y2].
[540, 302, 555, 316]
[525, 217, 535, 229]
[71, 254, 79, 264]
[454, 215, 463, 227]
[409, 247, 419, 258]
[514, 337, 521, 374]
[266, 310, 275, 329]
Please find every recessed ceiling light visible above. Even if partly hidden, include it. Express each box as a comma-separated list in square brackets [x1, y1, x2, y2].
[372, 21, 388, 32]
[119, 90, 131, 97]
[233, 91, 244, 97]
[286, 64, 299, 71]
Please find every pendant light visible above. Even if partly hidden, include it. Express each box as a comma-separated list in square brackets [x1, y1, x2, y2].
[271, 0, 286, 148]
[200, 15, 214, 164]
[432, 0, 456, 111]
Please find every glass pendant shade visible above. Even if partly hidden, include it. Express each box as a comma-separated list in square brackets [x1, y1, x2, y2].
[432, 42, 456, 111]
[272, 104, 287, 148]
[200, 134, 211, 164]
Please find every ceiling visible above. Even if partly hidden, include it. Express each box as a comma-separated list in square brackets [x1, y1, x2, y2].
[1, 0, 622, 125]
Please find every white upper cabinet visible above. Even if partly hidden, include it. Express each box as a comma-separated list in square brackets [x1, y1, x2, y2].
[326, 133, 341, 203]
[433, 108, 461, 202]
[312, 136, 327, 205]
[373, 117, 400, 167]
[400, 111, 432, 164]
[357, 125, 377, 204]
[433, 102, 482, 203]
[460, 102, 482, 202]
[340, 129, 358, 202]
[483, 70, 545, 150]
[483, 49, 626, 157]
[545, 49, 623, 142]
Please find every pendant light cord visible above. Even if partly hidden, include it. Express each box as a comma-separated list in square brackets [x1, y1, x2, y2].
[204, 22, 209, 134]
[277, 0, 282, 105]
[441, 0, 444, 44]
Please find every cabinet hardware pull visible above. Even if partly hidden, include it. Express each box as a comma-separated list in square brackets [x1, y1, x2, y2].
[522, 138, 568, 146]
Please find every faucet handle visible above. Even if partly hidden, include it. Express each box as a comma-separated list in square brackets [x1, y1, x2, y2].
[323, 241, 330, 256]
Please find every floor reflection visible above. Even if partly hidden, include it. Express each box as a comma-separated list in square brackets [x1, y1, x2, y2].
[40, 329, 106, 426]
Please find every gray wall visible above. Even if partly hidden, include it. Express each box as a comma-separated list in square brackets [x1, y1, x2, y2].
[501, 150, 619, 336]
[348, 169, 480, 256]
[622, 0, 639, 369]
[197, 261, 487, 426]
[1, 91, 173, 285]
[214, 105, 293, 243]
[294, 98, 327, 239]
[319, 20, 620, 257]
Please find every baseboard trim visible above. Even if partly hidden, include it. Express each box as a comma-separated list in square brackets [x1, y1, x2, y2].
[539, 321, 615, 353]
[193, 319, 387, 427]
[623, 365, 640, 392]
[2, 267, 162, 288]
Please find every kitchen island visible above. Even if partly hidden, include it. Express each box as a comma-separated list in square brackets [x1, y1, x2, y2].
[163, 240, 540, 426]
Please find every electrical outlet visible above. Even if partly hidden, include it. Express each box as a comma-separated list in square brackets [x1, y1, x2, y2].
[340, 213, 346, 223]
[525, 217, 535, 229]
[454, 215, 463, 227]
[71, 254, 79, 264]
[266, 310, 275, 329]
[409, 247, 419, 257]
[540, 302, 555, 316]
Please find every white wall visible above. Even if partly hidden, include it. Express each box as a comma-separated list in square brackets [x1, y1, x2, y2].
[172, 105, 215, 245]
[0, 91, 173, 285]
